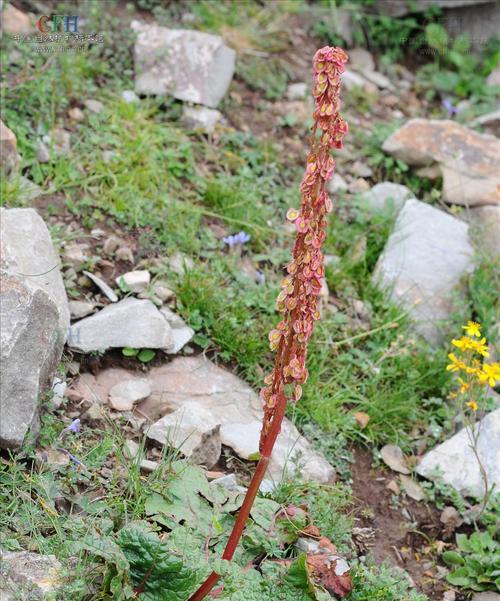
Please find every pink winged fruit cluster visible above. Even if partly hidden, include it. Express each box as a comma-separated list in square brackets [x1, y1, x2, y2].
[260, 46, 349, 448]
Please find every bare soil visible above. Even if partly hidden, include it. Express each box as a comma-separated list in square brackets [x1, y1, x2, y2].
[350, 448, 466, 601]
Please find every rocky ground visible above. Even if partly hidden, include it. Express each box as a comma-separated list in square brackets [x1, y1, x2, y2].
[0, 1, 499, 600]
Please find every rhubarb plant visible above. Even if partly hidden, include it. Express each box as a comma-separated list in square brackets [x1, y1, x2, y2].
[189, 45, 349, 600]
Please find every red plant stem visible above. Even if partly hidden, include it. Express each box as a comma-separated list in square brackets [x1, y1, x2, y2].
[189, 45, 348, 601]
[189, 401, 286, 601]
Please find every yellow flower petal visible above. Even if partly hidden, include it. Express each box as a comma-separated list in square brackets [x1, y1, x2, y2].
[462, 321, 481, 338]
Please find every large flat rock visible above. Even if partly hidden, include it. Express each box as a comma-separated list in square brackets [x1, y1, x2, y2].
[0, 208, 69, 449]
[67, 298, 174, 353]
[416, 409, 500, 498]
[373, 198, 474, 344]
[142, 357, 335, 484]
[72, 357, 335, 485]
[131, 22, 235, 108]
[382, 119, 500, 206]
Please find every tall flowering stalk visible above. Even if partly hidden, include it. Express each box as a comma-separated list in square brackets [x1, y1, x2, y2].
[189, 46, 348, 601]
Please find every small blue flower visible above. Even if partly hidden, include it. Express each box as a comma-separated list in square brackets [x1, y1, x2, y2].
[442, 98, 460, 118]
[60, 418, 81, 437]
[67, 452, 83, 466]
[222, 231, 251, 247]
[67, 418, 81, 433]
[57, 447, 84, 467]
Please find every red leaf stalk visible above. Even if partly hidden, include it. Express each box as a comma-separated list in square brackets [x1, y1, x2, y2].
[189, 46, 348, 601]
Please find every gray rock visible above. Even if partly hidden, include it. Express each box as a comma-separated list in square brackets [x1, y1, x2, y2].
[0, 120, 20, 174]
[0, 551, 62, 599]
[159, 306, 194, 353]
[296, 537, 321, 554]
[0, 208, 69, 428]
[84, 99, 104, 114]
[486, 67, 500, 87]
[63, 243, 88, 267]
[115, 246, 135, 263]
[123, 438, 140, 459]
[68, 107, 84, 122]
[382, 119, 500, 206]
[219, 416, 335, 484]
[102, 150, 114, 164]
[137, 356, 336, 484]
[131, 21, 235, 108]
[140, 459, 159, 472]
[0, 275, 62, 448]
[35, 448, 70, 467]
[68, 300, 95, 320]
[43, 128, 70, 156]
[469, 205, 500, 257]
[351, 160, 373, 178]
[181, 105, 222, 134]
[121, 89, 139, 103]
[348, 47, 375, 72]
[341, 71, 378, 94]
[362, 70, 394, 90]
[335, 8, 353, 45]
[109, 378, 151, 411]
[15, 176, 43, 202]
[0, 4, 32, 35]
[210, 473, 246, 493]
[328, 173, 348, 194]
[416, 408, 500, 499]
[472, 593, 500, 601]
[36, 140, 50, 163]
[102, 235, 122, 255]
[167, 252, 194, 275]
[68, 298, 174, 352]
[115, 269, 150, 293]
[373, 199, 474, 344]
[363, 182, 415, 213]
[286, 82, 308, 100]
[153, 281, 175, 302]
[471, 110, 500, 136]
[82, 270, 118, 302]
[415, 165, 442, 180]
[147, 403, 221, 468]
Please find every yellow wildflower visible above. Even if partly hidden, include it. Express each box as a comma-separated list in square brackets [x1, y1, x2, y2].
[452, 336, 489, 357]
[458, 378, 470, 394]
[466, 400, 478, 411]
[446, 353, 467, 373]
[451, 336, 473, 351]
[462, 321, 481, 338]
[477, 362, 500, 387]
[469, 337, 489, 358]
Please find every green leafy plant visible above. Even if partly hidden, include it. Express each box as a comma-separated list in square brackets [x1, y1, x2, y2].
[346, 560, 427, 601]
[443, 532, 500, 592]
[122, 347, 156, 363]
[417, 24, 499, 99]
